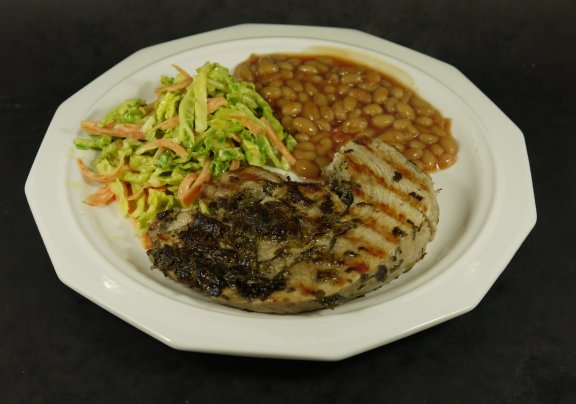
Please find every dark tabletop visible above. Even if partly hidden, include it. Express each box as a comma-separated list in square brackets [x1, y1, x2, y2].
[2, 0, 575, 403]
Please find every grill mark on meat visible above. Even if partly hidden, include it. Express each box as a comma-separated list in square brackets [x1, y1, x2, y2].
[348, 204, 410, 245]
[350, 184, 425, 230]
[345, 154, 426, 214]
[335, 229, 390, 262]
[355, 138, 433, 193]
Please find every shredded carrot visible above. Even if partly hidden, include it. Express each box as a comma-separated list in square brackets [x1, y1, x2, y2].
[127, 185, 166, 201]
[80, 121, 145, 140]
[84, 184, 116, 206]
[178, 161, 212, 206]
[225, 113, 265, 136]
[260, 117, 297, 166]
[76, 158, 125, 183]
[155, 65, 193, 93]
[229, 133, 242, 143]
[140, 233, 153, 250]
[207, 97, 228, 113]
[172, 64, 193, 80]
[155, 78, 192, 94]
[177, 172, 199, 203]
[136, 138, 188, 158]
[229, 160, 240, 171]
[151, 115, 180, 132]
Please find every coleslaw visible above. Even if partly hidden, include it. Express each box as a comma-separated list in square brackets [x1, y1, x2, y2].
[74, 62, 297, 244]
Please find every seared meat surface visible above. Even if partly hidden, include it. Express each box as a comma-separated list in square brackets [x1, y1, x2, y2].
[147, 137, 439, 313]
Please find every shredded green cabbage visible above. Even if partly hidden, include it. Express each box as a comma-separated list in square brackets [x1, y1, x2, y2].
[74, 62, 296, 236]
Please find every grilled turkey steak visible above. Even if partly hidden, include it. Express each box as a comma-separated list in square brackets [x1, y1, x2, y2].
[147, 137, 439, 313]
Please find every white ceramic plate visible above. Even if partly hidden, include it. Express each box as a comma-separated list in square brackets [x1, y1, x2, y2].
[25, 24, 536, 360]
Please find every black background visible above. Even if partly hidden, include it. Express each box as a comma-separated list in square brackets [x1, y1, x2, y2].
[2, 0, 575, 403]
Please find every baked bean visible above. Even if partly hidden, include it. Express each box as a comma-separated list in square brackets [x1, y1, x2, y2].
[437, 153, 455, 168]
[324, 85, 336, 94]
[341, 117, 368, 134]
[431, 125, 448, 138]
[337, 85, 350, 96]
[312, 131, 331, 144]
[414, 105, 434, 117]
[236, 63, 254, 81]
[305, 82, 318, 96]
[286, 79, 304, 92]
[348, 88, 372, 104]
[380, 129, 405, 143]
[409, 140, 426, 149]
[410, 96, 429, 108]
[298, 92, 309, 103]
[237, 53, 458, 178]
[313, 93, 329, 107]
[317, 56, 334, 65]
[316, 119, 332, 132]
[440, 136, 457, 154]
[281, 115, 293, 130]
[385, 97, 398, 113]
[372, 87, 389, 104]
[393, 119, 411, 130]
[404, 129, 419, 140]
[333, 102, 347, 121]
[310, 60, 329, 73]
[297, 141, 316, 151]
[287, 58, 301, 67]
[402, 89, 412, 103]
[292, 117, 318, 136]
[293, 149, 317, 160]
[260, 73, 284, 85]
[297, 63, 319, 74]
[294, 159, 321, 178]
[294, 133, 310, 142]
[372, 114, 395, 128]
[282, 86, 298, 101]
[404, 147, 423, 160]
[316, 137, 334, 155]
[278, 62, 294, 71]
[430, 143, 445, 156]
[343, 96, 358, 112]
[391, 87, 404, 100]
[260, 86, 282, 100]
[340, 72, 363, 85]
[396, 102, 416, 120]
[419, 133, 439, 144]
[348, 108, 362, 118]
[364, 70, 381, 83]
[421, 150, 436, 170]
[362, 103, 383, 116]
[320, 106, 335, 122]
[282, 102, 303, 116]
[302, 101, 320, 121]
[325, 73, 339, 85]
[415, 116, 434, 126]
[359, 82, 379, 92]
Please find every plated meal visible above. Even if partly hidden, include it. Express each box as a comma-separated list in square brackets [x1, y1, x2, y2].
[74, 52, 455, 313]
[26, 25, 535, 359]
